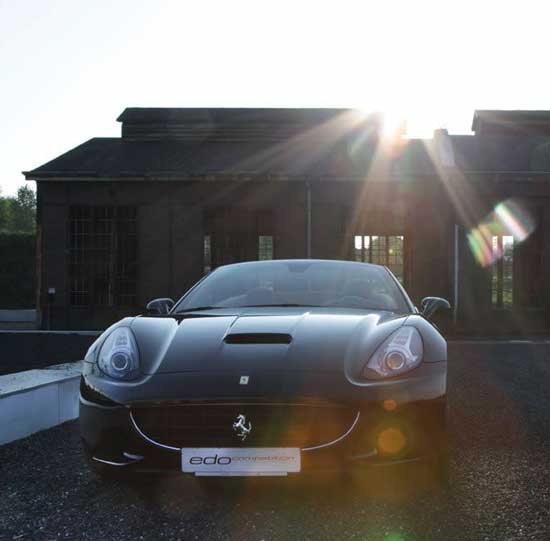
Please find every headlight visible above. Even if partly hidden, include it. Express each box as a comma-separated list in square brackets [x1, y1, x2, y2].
[363, 326, 423, 378]
[97, 327, 140, 380]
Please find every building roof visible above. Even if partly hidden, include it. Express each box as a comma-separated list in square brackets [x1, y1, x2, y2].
[24, 108, 550, 182]
[452, 134, 550, 171]
[116, 108, 384, 143]
[117, 107, 359, 125]
[472, 110, 550, 136]
[24, 136, 437, 180]
[25, 108, 437, 180]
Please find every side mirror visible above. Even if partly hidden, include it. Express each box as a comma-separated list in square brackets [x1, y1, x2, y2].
[146, 298, 174, 315]
[421, 297, 451, 320]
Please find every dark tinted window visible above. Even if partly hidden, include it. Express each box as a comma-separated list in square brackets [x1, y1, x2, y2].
[175, 260, 410, 313]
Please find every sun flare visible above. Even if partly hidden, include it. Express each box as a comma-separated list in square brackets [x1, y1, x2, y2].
[357, 107, 440, 139]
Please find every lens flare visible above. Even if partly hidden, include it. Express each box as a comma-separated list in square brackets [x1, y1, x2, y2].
[383, 399, 398, 411]
[377, 427, 406, 455]
[494, 200, 533, 241]
[467, 199, 535, 267]
[381, 112, 406, 140]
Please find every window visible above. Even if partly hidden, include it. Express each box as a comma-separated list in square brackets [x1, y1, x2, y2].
[258, 235, 274, 260]
[204, 209, 274, 271]
[203, 235, 212, 274]
[491, 235, 514, 308]
[209, 234, 250, 267]
[353, 235, 405, 283]
[69, 206, 137, 307]
[176, 260, 411, 314]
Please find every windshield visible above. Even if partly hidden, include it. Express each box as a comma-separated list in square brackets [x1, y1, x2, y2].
[174, 260, 411, 313]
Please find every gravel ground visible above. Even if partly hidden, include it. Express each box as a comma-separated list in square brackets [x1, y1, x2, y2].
[2, 344, 550, 540]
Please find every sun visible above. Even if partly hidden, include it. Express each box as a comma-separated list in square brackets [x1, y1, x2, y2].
[381, 111, 406, 139]
[356, 108, 408, 139]
[357, 106, 440, 139]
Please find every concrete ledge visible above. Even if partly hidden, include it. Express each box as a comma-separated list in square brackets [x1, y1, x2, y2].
[0, 362, 82, 445]
[0, 332, 99, 376]
[0, 309, 38, 330]
[0, 309, 37, 322]
[0, 330, 100, 335]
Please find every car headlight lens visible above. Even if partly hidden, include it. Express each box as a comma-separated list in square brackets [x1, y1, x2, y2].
[363, 326, 423, 378]
[97, 327, 140, 380]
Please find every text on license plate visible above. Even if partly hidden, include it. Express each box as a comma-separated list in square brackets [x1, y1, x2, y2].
[181, 447, 301, 476]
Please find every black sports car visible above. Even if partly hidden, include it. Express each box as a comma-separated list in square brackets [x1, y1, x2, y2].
[80, 259, 449, 482]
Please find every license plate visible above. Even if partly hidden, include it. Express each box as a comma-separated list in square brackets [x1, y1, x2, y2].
[181, 447, 301, 476]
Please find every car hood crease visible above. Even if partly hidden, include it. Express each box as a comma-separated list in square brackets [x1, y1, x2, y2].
[130, 308, 406, 375]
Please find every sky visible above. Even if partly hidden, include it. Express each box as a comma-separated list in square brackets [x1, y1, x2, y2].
[1, 0, 550, 195]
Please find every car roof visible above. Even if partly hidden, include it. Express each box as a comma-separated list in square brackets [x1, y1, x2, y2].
[215, 259, 385, 270]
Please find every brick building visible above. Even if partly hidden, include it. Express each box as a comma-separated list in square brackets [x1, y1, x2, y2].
[24, 108, 550, 334]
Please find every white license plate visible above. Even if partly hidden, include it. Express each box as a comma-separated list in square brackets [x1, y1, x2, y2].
[181, 447, 301, 476]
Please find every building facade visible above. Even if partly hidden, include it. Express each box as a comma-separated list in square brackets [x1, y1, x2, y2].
[24, 108, 550, 334]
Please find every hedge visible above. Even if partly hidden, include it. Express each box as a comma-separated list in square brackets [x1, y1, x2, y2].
[0, 232, 36, 308]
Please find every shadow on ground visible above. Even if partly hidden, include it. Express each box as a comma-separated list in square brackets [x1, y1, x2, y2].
[2, 345, 550, 540]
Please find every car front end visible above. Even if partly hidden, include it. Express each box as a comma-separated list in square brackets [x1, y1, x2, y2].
[80, 308, 447, 480]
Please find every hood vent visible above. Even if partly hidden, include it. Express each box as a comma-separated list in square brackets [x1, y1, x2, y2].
[224, 333, 292, 345]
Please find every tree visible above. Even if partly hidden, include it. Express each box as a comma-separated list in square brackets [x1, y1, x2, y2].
[0, 197, 13, 231]
[12, 185, 36, 233]
[0, 184, 36, 233]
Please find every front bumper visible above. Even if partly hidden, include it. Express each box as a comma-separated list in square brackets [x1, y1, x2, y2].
[80, 362, 447, 475]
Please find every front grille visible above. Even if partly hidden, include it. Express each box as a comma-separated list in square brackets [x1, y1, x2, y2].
[131, 403, 358, 449]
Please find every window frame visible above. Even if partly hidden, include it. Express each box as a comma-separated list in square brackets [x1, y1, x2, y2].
[68, 205, 138, 308]
[491, 234, 514, 310]
[352, 234, 406, 285]
[258, 235, 274, 261]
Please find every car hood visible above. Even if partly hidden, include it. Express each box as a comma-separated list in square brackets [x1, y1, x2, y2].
[130, 307, 407, 375]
